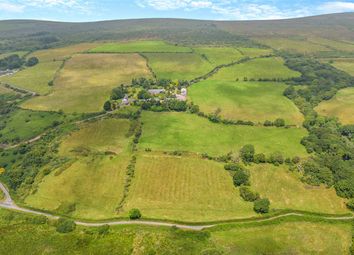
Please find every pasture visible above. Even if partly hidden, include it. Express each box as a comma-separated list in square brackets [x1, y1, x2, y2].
[22, 53, 152, 113]
[0, 109, 65, 145]
[59, 118, 131, 155]
[0, 62, 62, 95]
[315, 87, 354, 124]
[256, 37, 331, 54]
[0, 84, 15, 95]
[24, 155, 129, 220]
[237, 47, 273, 57]
[249, 164, 348, 214]
[212, 221, 351, 254]
[124, 153, 255, 221]
[140, 112, 308, 157]
[89, 40, 192, 53]
[210, 57, 300, 81]
[308, 37, 354, 52]
[188, 81, 304, 125]
[328, 58, 354, 76]
[145, 53, 214, 80]
[194, 47, 244, 65]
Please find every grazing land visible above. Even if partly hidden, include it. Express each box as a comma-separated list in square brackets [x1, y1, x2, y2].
[25, 118, 132, 219]
[0, 62, 62, 95]
[22, 54, 152, 113]
[315, 87, 354, 124]
[237, 47, 273, 57]
[140, 112, 308, 157]
[210, 57, 300, 81]
[327, 58, 354, 76]
[0, 109, 65, 145]
[124, 153, 255, 221]
[255, 37, 331, 54]
[188, 81, 304, 125]
[0, 84, 16, 95]
[308, 37, 354, 52]
[145, 53, 214, 80]
[193, 47, 244, 65]
[89, 40, 192, 53]
[249, 164, 348, 214]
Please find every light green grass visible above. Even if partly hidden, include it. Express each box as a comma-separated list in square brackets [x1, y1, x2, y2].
[140, 112, 308, 157]
[22, 53, 152, 113]
[315, 87, 354, 124]
[0, 62, 62, 95]
[90, 40, 192, 53]
[0, 109, 65, 144]
[237, 47, 273, 57]
[189, 81, 304, 125]
[308, 37, 354, 52]
[211, 57, 300, 81]
[328, 58, 354, 76]
[194, 47, 244, 65]
[124, 153, 255, 221]
[256, 37, 331, 54]
[145, 53, 213, 80]
[212, 221, 352, 254]
[59, 118, 131, 155]
[25, 118, 132, 219]
[0, 84, 15, 95]
[249, 164, 348, 214]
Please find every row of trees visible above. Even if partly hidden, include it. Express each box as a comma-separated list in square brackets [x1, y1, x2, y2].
[0, 54, 39, 70]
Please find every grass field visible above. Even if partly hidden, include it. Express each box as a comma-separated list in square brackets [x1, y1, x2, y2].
[145, 53, 214, 80]
[249, 164, 348, 214]
[315, 87, 354, 124]
[308, 37, 354, 52]
[25, 118, 133, 219]
[0, 62, 62, 95]
[25, 155, 130, 220]
[210, 57, 300, 81]
[124, 153, 255, 221]
[59, 118, 131, 155]
[327, 58, 354, 76]
[28, 43, 99, 62]
[256, 37, 331, 54]
[140, 112, 308, 157]
[22, 53, 152, 113]
[0, 109, 65, 145]
[89, 40, 192, 53]
[194, 47, 244, 65]
[237, 47, 273, 57]
[0, 51, 28, 59]
[0, 84, 15, 95]
[189, 81, 304, 125]
[0, 209, 351, 254]
[212, 221, 352, 254]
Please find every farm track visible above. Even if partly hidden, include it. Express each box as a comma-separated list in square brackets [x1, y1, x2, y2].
[0, 182, 352, 231]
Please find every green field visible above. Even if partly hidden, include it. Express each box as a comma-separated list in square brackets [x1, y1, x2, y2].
[0, 109, 65, 145]
[140, 112, 308, 157]
[189, 81, 304, 125]
[0, 62, 62, 95]
[210, 57, 300, 81]
[256, 37, 331, 54]
[194, 47, 244, 65]
[89, 40, 192, 53]
[328, 58, 354, 76]
[0, 84, 16, 95]
[22, 53, 152, 113]
[249, 164, 348, 214]
[315, 87, 354, 124]
[0, 208, 351, 254]
[308, 37, 354, 52]
[25, 118, 132, 219]
[237, 47, 273, 57]
[145, 53, 214, 80]
[124, 153, 255, 221]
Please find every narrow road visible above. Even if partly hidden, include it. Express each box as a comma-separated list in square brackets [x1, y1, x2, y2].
[0, 182, 352, 231]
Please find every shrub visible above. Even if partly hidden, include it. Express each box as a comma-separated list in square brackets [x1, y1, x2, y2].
[268, 152, 284, 165]
[346, 199, 354, 211]
[129, 208, 142, 220]
[240, 144, 255, 163]
[254, 153, 266, 163]
[239, 186, 260, 202]
[56, 202, 76, 215]
[224, 163, 244, 171]
[103, 101, 112, 111]
[274, 118, 285, 127]
[233, 169, 250, 186]
[263, 120, 273, 126]
[26, 57, 39, 67]
[97, 224, 110, 235]
[253, 198, 270, 213]
[56, 218, 76, 233]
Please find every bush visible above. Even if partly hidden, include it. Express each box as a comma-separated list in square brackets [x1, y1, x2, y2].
[26, 57, 39, 67]
[239, 186, 260, 202]
[233, 169, 250, 186]
[263, 120, 273, 126]
[103, 101, 112, 111]
[129, 208, 142, 220]
[97, 224, 110, 235]
[240, 144, 255, 163]
[254, 153, 266, 163]
[274, 118, 285, 127]
[56, 218, 76, 233]
[346, 199, 354, 211]
[253, 198, 270, 213]
[268, 152, 284, 165]
[224, 163, 244, 171]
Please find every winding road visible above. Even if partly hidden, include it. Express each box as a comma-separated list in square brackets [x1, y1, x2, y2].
[0, 182, 352, 231]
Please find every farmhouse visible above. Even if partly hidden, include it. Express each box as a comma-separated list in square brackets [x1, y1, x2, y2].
[176, 87, 187, 101]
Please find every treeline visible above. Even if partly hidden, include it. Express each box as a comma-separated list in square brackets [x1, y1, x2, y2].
[0, 54, 39, 70]
[282, 54, 354, 204]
